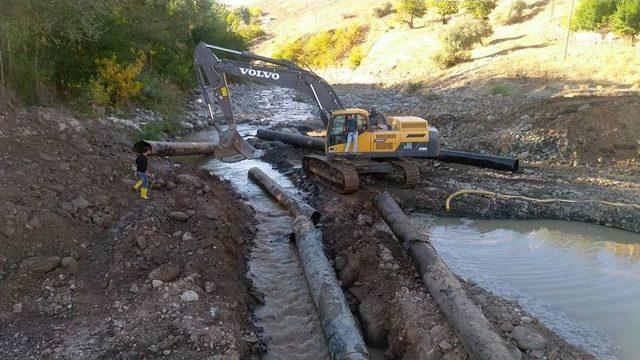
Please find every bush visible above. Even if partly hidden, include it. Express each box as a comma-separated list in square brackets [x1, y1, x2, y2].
[489, 83, 510, 95]
[462, 0, 498, 19]
[433, 46, 472, 68]
[406, 81, 423, 93]
[273, 25, 368, 68]
[572, 0, 618, 31]
[432, 15, 493, 67]
[374, 2, 396, 17]
[348, 46, 365, 68]
[490, 0, 527, 25]
[134, 120, 183, 141]
[395, 0, 429, 28]
[89, 56, 144, 107]
[611, 0, 640, 41]
[139, 72, 187, 118]
[431, 0, 460, 24]
[226, 6, 265, 42]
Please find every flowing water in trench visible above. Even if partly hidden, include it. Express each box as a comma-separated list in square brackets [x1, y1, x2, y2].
[409, 215, 640, 360]
[177, 89, 331, 359]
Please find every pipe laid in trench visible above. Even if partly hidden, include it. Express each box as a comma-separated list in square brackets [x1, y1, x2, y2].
[248, 167, 321, 224]
[134, 140, 218, 157]
[436, 150, 519, 172]
[374, 191, 522, 360]
[256, 129, 325, 151]
[248, 167, 369, 360]
[293, 216, 370, 360]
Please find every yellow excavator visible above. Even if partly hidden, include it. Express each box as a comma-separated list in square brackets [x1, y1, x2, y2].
[194, 42, 517, 193]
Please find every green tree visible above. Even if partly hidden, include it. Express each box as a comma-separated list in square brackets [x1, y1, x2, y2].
[433, 15, 493, 67]
[432, 0, 460, 24]
[612, 0, 640, 43]
[572, 0, 618, 30]
[395, 0, 429, 28]
[0, 0, 247, 110]
[462, 0, 497, 19]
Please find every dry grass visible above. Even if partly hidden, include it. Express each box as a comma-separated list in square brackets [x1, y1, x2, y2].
[243, 0, 639, 91]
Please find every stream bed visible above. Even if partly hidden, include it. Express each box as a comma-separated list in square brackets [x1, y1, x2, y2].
[176, 88, 331, 359]
[410, 216, 640, 360]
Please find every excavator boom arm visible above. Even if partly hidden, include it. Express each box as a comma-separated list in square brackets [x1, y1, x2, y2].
[194, 42, 344, 127]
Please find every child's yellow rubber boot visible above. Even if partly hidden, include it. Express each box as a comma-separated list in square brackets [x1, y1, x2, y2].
[140, 188, 149, 200]
[133, 180, 143, 191]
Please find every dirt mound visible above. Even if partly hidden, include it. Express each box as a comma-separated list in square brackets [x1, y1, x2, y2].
[0, 107, 261, 358]
[548, 96, 639, 164]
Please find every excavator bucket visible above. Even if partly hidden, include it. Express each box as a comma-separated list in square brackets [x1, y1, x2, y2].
[194, 42, 259, 162]
[216, 128, 259, 162]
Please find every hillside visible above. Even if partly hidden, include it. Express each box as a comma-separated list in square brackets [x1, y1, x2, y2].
[246, 0, 640, 90]
[236, 0, 640, 175]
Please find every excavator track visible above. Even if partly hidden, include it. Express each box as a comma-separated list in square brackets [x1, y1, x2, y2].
[302, 155, 360, 194]
[386, 158, 420, 187]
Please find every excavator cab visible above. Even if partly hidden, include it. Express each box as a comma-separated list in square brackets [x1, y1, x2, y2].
[326, 109, 370, 153]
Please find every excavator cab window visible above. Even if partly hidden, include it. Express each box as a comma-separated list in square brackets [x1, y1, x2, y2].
[327, 114, 368, 146]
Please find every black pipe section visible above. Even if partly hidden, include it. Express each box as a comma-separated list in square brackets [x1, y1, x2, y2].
[293, 216, 370, 360]
[437, 150, 519, 172]
[248, 167, 321, 224]
[248, 167, 369, 359]
[256, 129, 325, 151]
[374, 192, 522, 360]
[134, 140, 218, 156]
[255, 130, 519, 172]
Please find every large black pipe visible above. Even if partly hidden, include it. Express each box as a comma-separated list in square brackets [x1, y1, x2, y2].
[248, 167, 321, 224]
[256, 129, 325, 151]
[436, 150, 519, 172]
[374, 192, 522, 360]
[256, 130, 519, 172]
[293, 217, 370, 360]
[134, 140, 218, 156]
[248, 167, 369, 359]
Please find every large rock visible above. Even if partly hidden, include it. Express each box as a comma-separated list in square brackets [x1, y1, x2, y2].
[71, 197, 90, 210]
[20, 256, 61, 272]
[61, 257, 79, 271]
[176, 174, 202, 188]
[509, 326, 547, 351]
[180, 290, 199, 302]
[148, 263, 180, 282]
[168, 211, 189, 222]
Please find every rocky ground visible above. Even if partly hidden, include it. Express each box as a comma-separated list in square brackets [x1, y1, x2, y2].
[0, 106, 263, 359]
[1, 78, 637, 360]
[246, 81, 639, 359]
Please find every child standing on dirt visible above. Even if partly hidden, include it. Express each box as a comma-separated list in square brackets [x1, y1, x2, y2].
[133, 146, 151, 199]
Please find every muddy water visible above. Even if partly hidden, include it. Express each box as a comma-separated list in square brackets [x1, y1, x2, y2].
[409, 216, 640, 360]
[177, 88, 331, 359]
[178, 138, 329, 358]
[210, 158, 329, 359]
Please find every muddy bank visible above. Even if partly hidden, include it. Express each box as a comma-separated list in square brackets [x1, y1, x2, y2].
[263, 147, 594, 359]
[0, 107, 261, 358]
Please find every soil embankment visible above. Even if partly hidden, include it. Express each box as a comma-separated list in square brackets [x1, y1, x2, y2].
[0, 107, 262, 358]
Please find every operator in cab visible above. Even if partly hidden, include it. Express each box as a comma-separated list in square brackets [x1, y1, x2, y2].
[345, 114, 358, 154]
